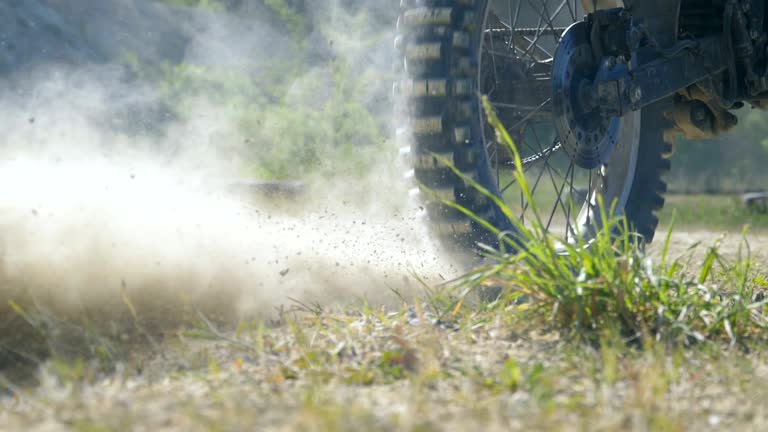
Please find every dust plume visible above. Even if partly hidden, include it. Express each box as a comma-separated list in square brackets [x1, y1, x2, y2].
[0, 0, 456, 367]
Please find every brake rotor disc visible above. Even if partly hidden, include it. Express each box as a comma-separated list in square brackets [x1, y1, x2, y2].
[552, 21, 621, 170]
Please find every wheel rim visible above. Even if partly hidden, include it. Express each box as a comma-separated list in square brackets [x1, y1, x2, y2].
[477, 0, 641, 243]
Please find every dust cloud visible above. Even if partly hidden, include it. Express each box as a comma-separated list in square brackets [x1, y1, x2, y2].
[0, 156, 447, 315]
[0, 0, 456, 357]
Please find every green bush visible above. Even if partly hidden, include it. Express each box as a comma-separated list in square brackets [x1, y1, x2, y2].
[125, 2, 389, 181]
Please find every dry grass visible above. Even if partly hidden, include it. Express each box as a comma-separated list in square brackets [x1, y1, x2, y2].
[1, 300, 767, 431]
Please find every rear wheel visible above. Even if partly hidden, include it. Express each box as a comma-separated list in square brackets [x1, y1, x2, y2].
[396, 0, 673, 254]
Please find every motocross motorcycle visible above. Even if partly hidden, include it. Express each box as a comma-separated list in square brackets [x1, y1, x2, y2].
[396, 0, 764, 253]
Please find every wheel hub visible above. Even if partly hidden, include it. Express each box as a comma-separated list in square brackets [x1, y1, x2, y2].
[552, 21, 621, 170]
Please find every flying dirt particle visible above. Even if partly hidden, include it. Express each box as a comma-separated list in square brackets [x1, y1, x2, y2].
[279, 268, 290, 277]
[28, 117, 35, 124]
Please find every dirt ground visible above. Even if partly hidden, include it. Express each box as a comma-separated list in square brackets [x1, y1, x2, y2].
[0, 225, 765, 431]
[656, 228, 766, 263]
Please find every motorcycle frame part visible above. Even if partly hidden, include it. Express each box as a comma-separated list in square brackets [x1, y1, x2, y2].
[578, 0, 768, 140]
[672, 79, 739, 138]
[546, 0, 684, 151]
[592, 35, 727, 116]
[512, 0, 768, 143]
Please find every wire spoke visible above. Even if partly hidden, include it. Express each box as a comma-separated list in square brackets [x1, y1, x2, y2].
[546, 162, 574, 230]
[499, 128, 559, 193]
[485, 31, 552, 62]
[519, 128, 568, 184]
[565, 159, 576, 238]
[486, 21, 501, 97]
[519, 37, 554, 59]
[492, 100, 548, 110]
[518, 2, 548, 59]
[565, 0, 577, 21]
[508, 0, 522, 53]
[519, 139, 560, 213]
[538, 0, 569, 44]
[521, 0, 567, 56]
[587, 168, 593, 226]
[483, 1, 592, 238]
[497, 147, 502, 189]
[529, 128, 573, 228]
[508, 98, 552, 131]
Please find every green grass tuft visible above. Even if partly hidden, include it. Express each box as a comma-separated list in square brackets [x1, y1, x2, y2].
[431, 97, 768, 347]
